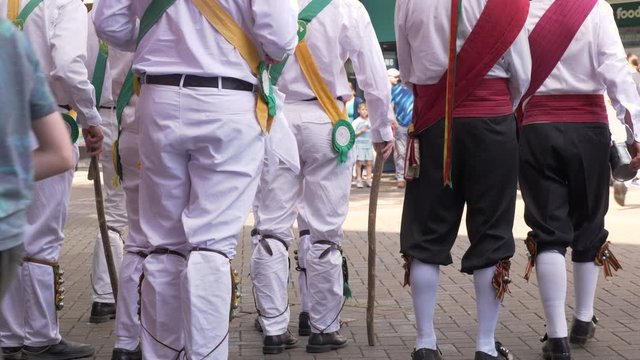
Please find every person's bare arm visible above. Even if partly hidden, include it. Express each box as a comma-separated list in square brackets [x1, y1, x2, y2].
[32, 112, 75, 180]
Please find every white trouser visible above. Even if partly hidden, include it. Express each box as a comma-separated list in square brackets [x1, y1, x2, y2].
[114, 127, 149, 350]
[92, 108, 127, 303]
[393, 126, 408, 180]
[260, 101, 352, 334]
[250, 161, 297, 335]
[137, 85, 264, 360]
[0, 145, 78, 347]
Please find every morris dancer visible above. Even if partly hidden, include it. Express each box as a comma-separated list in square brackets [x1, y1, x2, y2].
[520, 1, 640, 359]
[395, 0, 531, 359]
[250, 0, 394, 354]
[93, 0, 297, 358]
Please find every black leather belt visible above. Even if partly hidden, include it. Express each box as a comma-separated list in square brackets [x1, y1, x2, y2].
[301, 96, 344, 102]
[299, 230, 310, 237]
[144, 74, 256, 92]
[150, 247, 186, 260]
[99, 105, 115, 110]
[58, 104, 72, 111]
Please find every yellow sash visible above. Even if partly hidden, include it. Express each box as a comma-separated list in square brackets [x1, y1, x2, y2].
[295, 40, 347, 124]
[190, 0, 272, 132]
[7, 0, 20, 20]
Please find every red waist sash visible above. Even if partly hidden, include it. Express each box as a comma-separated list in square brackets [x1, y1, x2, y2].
[522, 94, 607, 125]
[414, 78, 512, 129]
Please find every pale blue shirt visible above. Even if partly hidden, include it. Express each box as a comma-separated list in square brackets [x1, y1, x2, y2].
[0, 19, 57, 251]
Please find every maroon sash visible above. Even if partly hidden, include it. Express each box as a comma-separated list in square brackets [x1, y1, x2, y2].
[517, 0, 599, 122]
[411, 0, 529, 135]
[523, 94, 607, 124]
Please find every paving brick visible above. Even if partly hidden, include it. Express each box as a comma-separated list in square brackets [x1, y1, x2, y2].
[52, 172, 640, 359]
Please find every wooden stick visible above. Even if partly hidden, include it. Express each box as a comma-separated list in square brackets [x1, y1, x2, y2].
[367, 154, 384, 346]
[89, 156, 119, 302]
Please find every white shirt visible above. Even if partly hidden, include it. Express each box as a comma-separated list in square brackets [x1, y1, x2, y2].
[395, 0, 532, 109]
[528, 0, 640, 143]
[92, 0, 298, 86]
[2, 0, 101, 128]
[277, 0, 393, 143]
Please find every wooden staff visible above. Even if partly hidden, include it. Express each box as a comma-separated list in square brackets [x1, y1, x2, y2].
[88, 156, 119, 301]
[366, 154, 384, 346]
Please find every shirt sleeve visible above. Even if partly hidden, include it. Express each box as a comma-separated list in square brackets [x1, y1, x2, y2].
[251, 0, 298, 61]
[344, 2, 393, 143]
[92, 0, 138, 52]
[503, 26, 532, 109]
[18, 30, 56, 120]
[596, 2, 640, 144]
[394, 0, 413, 90]
[49, 0, 101, 128]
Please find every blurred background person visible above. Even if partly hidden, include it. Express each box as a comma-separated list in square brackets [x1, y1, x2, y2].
[352, 102, 374, 188]
[388, 68, 413, 189]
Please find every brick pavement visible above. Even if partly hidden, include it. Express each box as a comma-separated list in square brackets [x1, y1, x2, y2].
[53, 171, 640, 359]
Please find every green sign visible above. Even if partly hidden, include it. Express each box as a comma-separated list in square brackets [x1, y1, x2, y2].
[360, 0, 396, 43]
[611, 2, 640, 27]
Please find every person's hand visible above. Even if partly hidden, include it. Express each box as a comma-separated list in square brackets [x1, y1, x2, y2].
[628, 141, 640, 171]
[374, 140, 395, 161]
[83, 126, 104, 157]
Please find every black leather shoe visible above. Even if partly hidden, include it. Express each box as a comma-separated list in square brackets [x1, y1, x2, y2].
[89, 302, 116, 324]
[298, 312, 311, 336]
[411, 347, 443, 360]
[254, 317, 263, 333]
[111, 346, 141, 360]
[262, 330, 298, 354]
[306, 331, 348, 353]
[541, 336, 571, 360]
[569, 316, 597, 345]
[23, 339, 94, 359]
[475, 341, 514, 360]
[2, 347, 24, 360]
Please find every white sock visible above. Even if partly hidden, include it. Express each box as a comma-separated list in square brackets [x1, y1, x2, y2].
[474, 266, 499, 356]
[410, 259, 439, 350]
[536, 251, 568, 338]
[573, 261, 600, 322]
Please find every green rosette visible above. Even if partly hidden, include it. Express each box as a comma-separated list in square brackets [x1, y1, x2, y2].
[61, 113, 79, 144]
[332, 119, 355, 164]
[258, 61, 277, 118]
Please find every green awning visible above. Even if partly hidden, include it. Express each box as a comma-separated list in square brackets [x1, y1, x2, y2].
[360, 0, 396, 43]
[609, 1, 640, 27]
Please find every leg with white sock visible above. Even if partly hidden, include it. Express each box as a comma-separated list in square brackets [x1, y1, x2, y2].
[536, 251, 570, 359]
[410, 259, 439, 351]
[473, 266, 500, 357]
[569, 261, 600, 345]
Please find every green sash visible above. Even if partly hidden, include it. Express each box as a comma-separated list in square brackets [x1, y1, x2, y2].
[91, 41, 109, 108]
[113, 0, 178, 182]
[269, 0, 332, 85]
[11, 0, 43, 29]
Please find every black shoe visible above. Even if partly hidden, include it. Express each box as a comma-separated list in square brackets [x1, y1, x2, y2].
[569, 316, 597, 345]
[89, 302, 116, 324]
[111, 346, 141, 360]
[2, 347, 24, 360]
[306, 331, 348, 353]
[475, 341, 514, 360]
[298, 312, 311, 336]
[262, 330, 298, 354]
[254, 317, 263, 333]
[411, 347, 443, 360]
[541, 336, 571, 360]
[23, 339, 94, 360]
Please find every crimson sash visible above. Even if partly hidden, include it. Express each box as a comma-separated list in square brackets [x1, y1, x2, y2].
[517, 0, 599, 121]
[411, 0, 529, 135]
